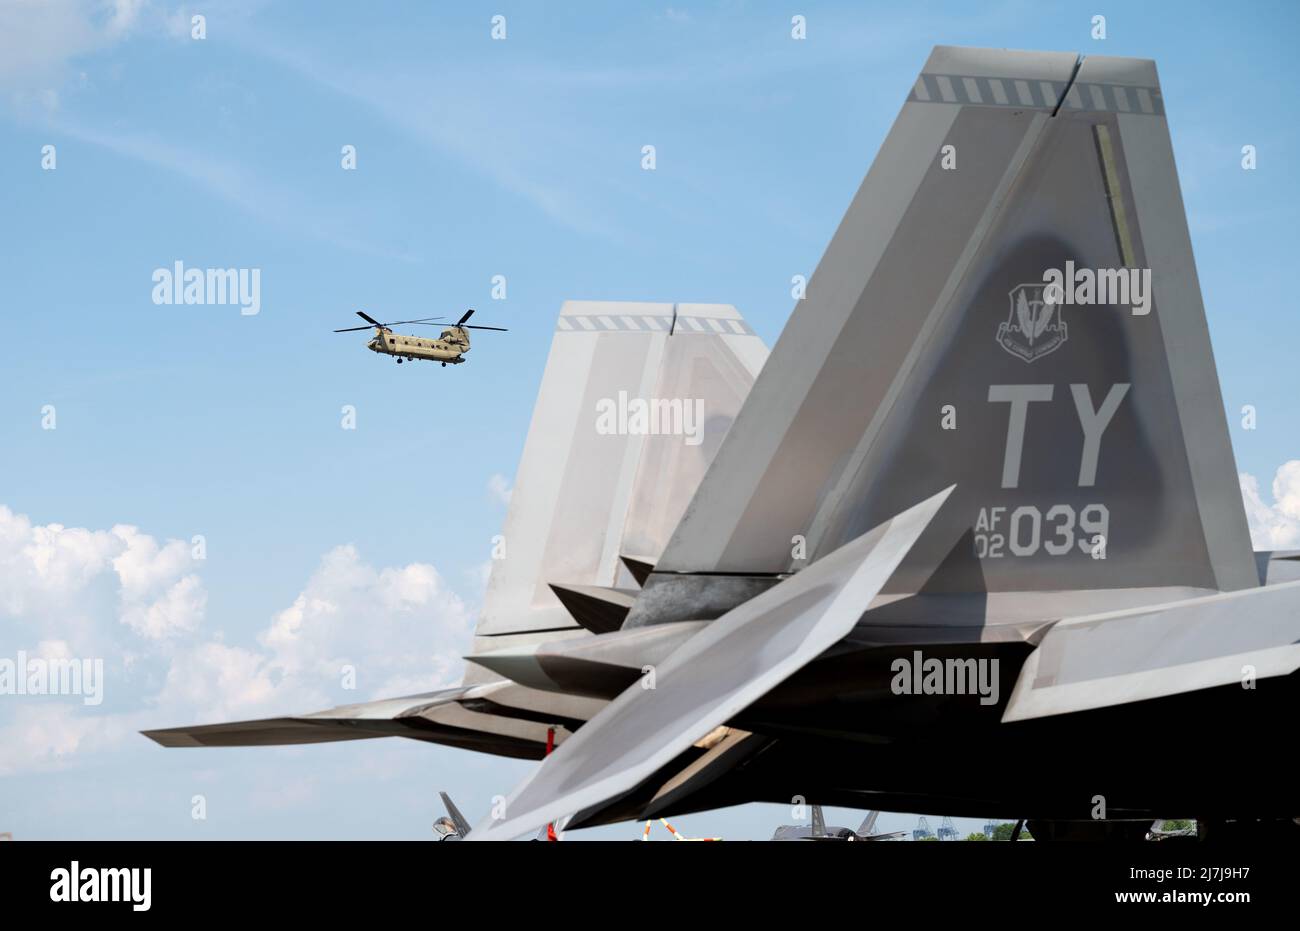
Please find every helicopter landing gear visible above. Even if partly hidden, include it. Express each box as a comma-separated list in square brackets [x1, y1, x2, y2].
[441, 362, 446, 367]
[396, 358, 403, 364]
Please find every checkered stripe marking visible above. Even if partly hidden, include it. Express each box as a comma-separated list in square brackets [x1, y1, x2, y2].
[556, 315, 754, 335]
[909, 73, 1165, 116]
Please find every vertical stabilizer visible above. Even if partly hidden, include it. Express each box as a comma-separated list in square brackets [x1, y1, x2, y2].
[811, 804, 827, 838]
[472, 301, 766, 642]
[640, 47, 1253, 623]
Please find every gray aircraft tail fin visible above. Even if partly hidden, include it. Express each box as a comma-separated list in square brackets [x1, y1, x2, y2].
[647, 47, 1255, 605]
[858, 810, 881, 836]
[810, 804, 827, 838]
[470, 301, 765, 650]
[439, 791, 473, 838]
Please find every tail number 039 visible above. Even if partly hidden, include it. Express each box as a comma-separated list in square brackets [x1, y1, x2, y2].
[974, 504, 1109, 559]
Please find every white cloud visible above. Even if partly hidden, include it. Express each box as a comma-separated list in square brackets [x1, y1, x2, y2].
[1240, 462, 1300, 549]
[149, 544, 472, 724]
[0, 505, 203, 640]
[0, 0, 100, 89]
[0, 505, 212, 773]
[0, 0, 148, 105]
[0, 504, 472, 775]
[0, 704, 129, 776]
[0, 509, 117, 610]
[120, 572, 205, 639]
[153, 641, 280, 721]
[258, 544, 471, 705]
[111, 526, 192, 600]
[112, 526, 204, 638]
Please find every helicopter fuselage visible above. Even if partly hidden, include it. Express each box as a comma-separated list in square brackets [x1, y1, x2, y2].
[367, 326, 470, 364]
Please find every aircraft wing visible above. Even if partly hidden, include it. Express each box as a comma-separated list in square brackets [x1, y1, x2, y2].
[470, 486, 953, 841]
[141, 682, 581, 758]
[1003, 580, 1300, 721]
[143, 716, 385, 747]
[141, 689, 470, 747]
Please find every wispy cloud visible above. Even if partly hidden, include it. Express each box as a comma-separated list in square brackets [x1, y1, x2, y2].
[1, 1, 408, 259]
[51, 120, 416, 260]
[236, 36, 621, 239]
[0, 0, 190, 106]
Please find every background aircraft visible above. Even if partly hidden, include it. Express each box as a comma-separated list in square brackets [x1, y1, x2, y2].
[771, 806, 905, 841]
[334, 309, 507, 366]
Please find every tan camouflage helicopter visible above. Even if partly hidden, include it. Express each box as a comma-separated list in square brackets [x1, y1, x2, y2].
[334, 309, 507, 366]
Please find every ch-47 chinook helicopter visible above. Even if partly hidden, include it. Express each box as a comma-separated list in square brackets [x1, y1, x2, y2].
[333, 309, 507, 366]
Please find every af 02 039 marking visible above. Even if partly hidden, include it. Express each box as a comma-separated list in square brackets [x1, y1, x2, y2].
[974, 503, 1109, 558]
[973, 382, 1126, 560]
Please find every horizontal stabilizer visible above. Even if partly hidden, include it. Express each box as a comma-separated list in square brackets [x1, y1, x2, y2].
[142, 689, 471, 747]
[142, 683, 576, 759]
[1003, 580, 1300, 721]
[469, 486, 953, 840]
[142, 717, 386, 748]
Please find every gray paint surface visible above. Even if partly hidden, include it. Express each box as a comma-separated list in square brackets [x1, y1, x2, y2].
[648, 45, 1253, 609]
[471, 487, 952, 841]
[477, 301, 766, 638]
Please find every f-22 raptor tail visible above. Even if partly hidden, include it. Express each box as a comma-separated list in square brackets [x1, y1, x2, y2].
[636, 46, 1255, 623]
[474, 47, 1300, 839]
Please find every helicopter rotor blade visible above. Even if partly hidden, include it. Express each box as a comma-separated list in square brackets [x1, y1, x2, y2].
[336, 314, 445, 332]
[456, 309, 475, 326]
[386, 316, 445, 326]
[459, 325, 508, 331]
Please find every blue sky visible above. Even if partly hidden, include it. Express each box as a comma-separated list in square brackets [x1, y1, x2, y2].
[2, 0, 1299, 840]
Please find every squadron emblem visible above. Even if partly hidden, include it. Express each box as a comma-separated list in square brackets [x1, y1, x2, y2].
[997, 283, 1068, 363]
